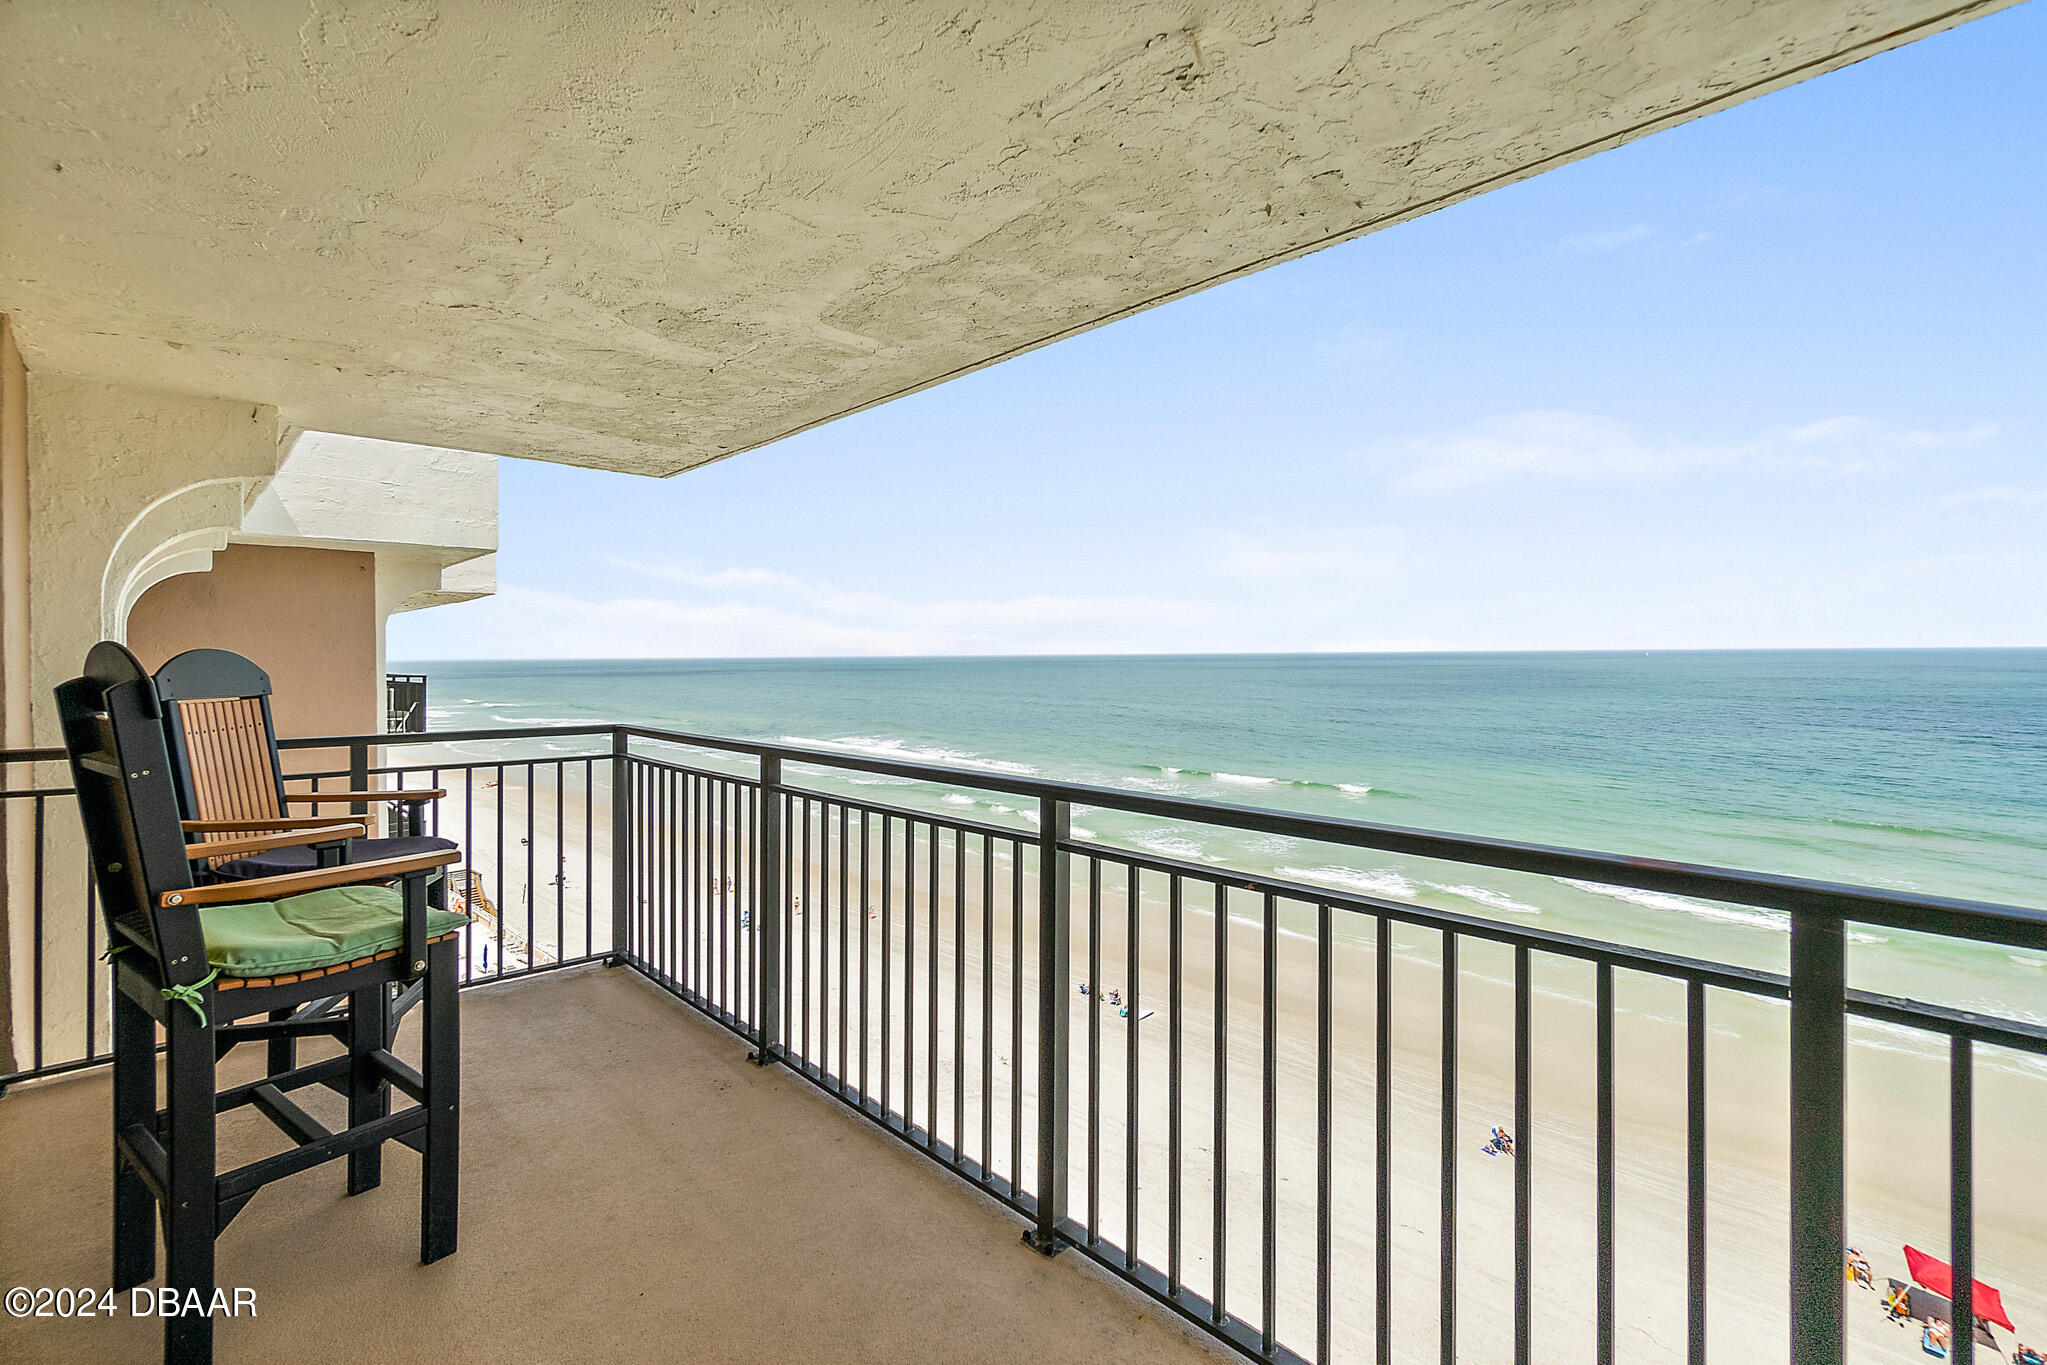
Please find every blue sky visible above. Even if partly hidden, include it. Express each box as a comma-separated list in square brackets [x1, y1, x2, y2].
[393, 5, 2045, 660]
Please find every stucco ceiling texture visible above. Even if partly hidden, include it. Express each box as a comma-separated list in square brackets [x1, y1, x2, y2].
[0, 1, 2012, 476]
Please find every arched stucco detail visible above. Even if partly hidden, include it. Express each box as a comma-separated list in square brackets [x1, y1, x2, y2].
[102, 478, 264, 640]
[118, 540, 227, 625]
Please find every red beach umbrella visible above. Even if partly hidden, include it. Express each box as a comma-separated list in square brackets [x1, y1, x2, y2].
[1904, 1244, 2016, 1333]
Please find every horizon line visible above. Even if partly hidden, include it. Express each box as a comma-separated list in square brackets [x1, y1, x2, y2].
[389, 644, 2047, 665]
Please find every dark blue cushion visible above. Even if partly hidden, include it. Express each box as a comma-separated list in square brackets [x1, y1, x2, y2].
[209, 834, 458, 882]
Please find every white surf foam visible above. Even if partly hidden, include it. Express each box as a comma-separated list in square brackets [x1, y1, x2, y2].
[1556, 878, 1889, 941]
[1278, 865, 1419, 900]
[1213, 772, 1277, 786]
[780, 734, 1039, 777]
[1433, 883, 1543, 915]
[1123, 829, 1224, 863]
[1557, 877, 1797, 934]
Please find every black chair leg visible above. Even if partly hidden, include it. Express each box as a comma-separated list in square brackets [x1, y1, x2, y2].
[162, 1005, 217, 1365]
[265, 1006, 294, 1077]
[419, 937, 459, 1264]
[111, 986, 156, 1292]
[347, 983, 389, 1195]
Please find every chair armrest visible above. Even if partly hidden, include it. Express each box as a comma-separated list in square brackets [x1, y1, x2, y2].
[160, 849, 460, 907]
[183, 817, 373, 835]
[283, 788, 447, 805]
[184, 824, 364, 861]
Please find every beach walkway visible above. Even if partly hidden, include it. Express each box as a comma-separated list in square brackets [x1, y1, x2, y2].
[0, 966, 1231, 1365]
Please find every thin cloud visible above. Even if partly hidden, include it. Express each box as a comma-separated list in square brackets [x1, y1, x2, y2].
[1316, 324, 1401, 367]
[589, 560, 1210, 651]
[421, 546, 1431, 658]
[414, 584, 1212, 658]
[1560, 223, 1655, 252]
[1935, 484, 2047, 509]
[1213, 531, 1403, 583]
[1379, 411, 1997, 494]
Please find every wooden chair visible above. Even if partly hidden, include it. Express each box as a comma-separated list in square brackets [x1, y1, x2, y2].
[57, 642, 466, 1365]
[151, 648, 456, 884]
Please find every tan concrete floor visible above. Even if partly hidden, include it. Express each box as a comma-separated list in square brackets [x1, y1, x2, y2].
[0, 966, 1229, 1365]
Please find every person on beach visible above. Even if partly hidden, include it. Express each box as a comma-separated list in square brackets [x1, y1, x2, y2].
[2015, 1342, 2045, 1365]
[1846, 1247, 1874, 1288]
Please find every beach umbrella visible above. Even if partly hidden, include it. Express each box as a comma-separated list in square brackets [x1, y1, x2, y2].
[1903, 1245, 2015, 1333]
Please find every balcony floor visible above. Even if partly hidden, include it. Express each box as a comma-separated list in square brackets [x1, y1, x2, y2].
[0, 967, 1227, 1365]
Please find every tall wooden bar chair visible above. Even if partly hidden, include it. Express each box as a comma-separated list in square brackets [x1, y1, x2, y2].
[154, 648, 461, 1073]
[57, 642, 467, 1365]
[152, 648, 455, 881]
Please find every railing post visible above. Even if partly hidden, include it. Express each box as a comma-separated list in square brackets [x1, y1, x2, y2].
[609, 730, 631, 967]
[1788, 914, 1846, 1365]
[347, 738, 369, 827]
[1024, 795, 1070, 1256]
[749, 755, 783, 1067]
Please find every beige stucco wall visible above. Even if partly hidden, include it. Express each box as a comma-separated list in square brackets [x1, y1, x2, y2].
[126, 541, 381, 754]
[2, 374, 282, 1076]
[21, 375, 282, 745]
[1, 321, 25, 753]
[0, 319, 25, 1070]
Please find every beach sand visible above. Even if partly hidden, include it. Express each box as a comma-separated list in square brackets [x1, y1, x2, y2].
[436, 767, 2046, 1364]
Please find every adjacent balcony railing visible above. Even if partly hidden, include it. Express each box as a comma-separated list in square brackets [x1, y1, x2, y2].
[385, 672, 428, 733]
[3, 723, 2042, 1365]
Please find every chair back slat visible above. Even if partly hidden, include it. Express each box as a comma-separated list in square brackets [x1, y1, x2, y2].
[154, 649, 291, 865]
[178, 696, 284, 826]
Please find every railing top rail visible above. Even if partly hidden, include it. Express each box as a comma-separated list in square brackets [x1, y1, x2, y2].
[10, 720, 2043, 948]
[603, 724, 2046, 949]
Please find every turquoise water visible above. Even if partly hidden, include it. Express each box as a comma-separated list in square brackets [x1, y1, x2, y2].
[397, 650, 2046, 1030]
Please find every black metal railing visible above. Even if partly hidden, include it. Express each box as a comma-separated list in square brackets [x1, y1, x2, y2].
[385, 673, 427, 733]
[3, 724, 2042, 1365]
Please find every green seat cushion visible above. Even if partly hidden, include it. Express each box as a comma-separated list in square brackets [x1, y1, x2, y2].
[199, 885, 468, 977]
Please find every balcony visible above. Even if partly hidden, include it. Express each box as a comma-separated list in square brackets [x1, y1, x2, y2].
[2, 965, 1229, 1365]
[4, 724, 2043, 1365]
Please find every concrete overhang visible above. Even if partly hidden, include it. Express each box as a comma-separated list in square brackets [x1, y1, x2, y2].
[236, 430, 496, 567]
[0, 1, 2014, 477]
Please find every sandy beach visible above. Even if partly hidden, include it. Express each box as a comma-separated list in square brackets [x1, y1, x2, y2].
[437, 764, 2047, 1364]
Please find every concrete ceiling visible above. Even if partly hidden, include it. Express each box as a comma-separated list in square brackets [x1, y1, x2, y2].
[0, 1, 2012, 476]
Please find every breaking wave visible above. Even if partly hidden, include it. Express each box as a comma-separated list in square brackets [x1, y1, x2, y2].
[781, 735, 1039, 777]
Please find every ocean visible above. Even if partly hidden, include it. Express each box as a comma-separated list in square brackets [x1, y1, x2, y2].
[396, 650, 2046, 1038]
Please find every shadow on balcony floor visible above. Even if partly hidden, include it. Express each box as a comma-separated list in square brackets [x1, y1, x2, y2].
[0, 966, 1227, 1365]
